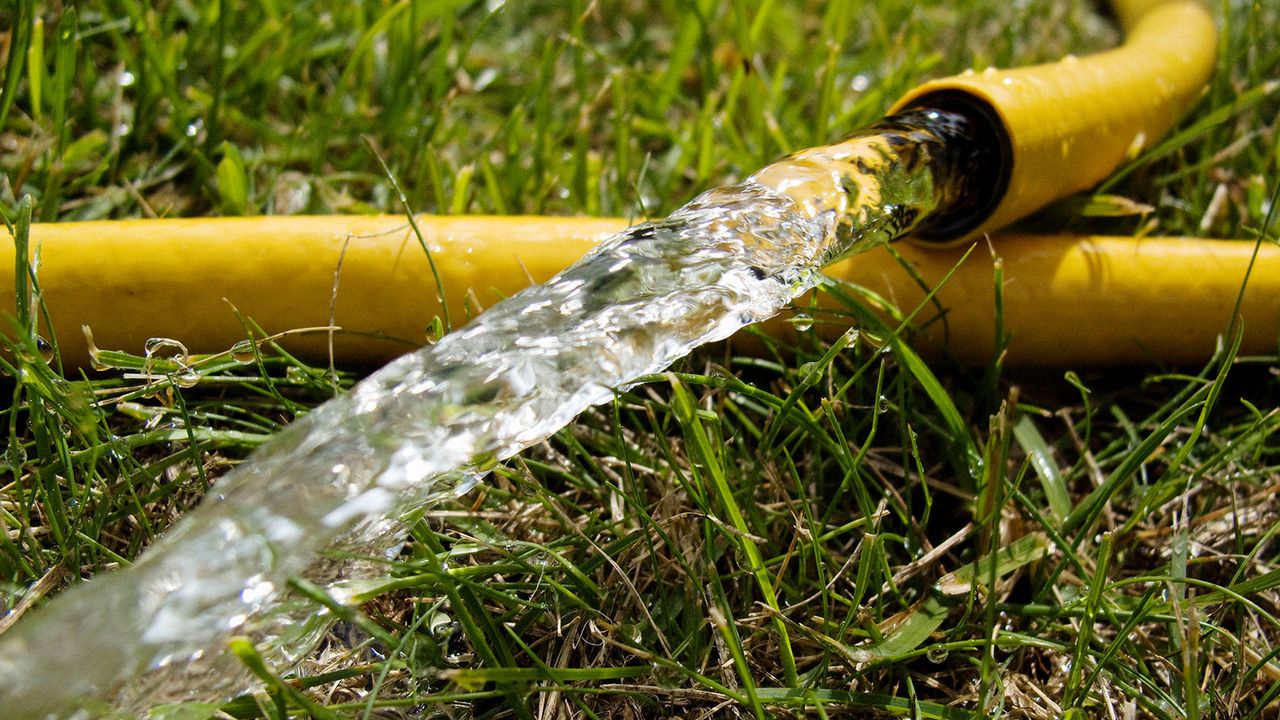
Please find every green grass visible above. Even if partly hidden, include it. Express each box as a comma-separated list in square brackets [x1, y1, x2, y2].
[3, 0, 1280, 718]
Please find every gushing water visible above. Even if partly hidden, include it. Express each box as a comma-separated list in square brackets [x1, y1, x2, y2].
[0, 109, 981, 717]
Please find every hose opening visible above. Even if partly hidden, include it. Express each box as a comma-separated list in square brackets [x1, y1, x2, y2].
[900, 90, 1012, 242]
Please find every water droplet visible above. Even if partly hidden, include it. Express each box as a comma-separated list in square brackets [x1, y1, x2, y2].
[230, 340, 256, 364]
[36, 336, 54, 363]
[172, 369, 200, 388]
[850, 74, 870, 92]
[790, 312, 814, 332]
[876, 395, 890, 414]
[5, 441, 28, 468]
[185, 119, 204, 138]
[145, 337, 189, 363]
[797, 361, 822, 385]
[926, 645, 949, 663]
[119, 69, 136, 87]
[285, 366, 313, 383]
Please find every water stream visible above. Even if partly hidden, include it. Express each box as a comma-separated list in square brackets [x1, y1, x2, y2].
[0, 108, 985, 718]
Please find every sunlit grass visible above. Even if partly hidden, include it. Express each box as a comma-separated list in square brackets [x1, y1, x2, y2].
[3, 0, 1280, 718]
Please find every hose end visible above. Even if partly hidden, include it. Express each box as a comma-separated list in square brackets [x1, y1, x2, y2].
[900, 93, 1013, 242]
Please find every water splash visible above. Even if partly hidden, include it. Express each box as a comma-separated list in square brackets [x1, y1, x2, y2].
[0, 109, 982, 717]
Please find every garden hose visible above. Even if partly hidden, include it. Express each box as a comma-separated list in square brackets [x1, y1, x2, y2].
[3, 0, 1241, 368]
[892, 0, 1217, 241]
[14, 216, 1277, 367]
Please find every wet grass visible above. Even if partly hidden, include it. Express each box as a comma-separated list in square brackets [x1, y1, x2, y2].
[3, 0, 1280, 718]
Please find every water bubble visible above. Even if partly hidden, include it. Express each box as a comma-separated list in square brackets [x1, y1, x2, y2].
[230, 340, 256, 364]
[926, 645, 949, 663]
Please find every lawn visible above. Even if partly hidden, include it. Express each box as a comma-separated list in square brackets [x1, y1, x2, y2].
[2, 0, 1279, 718]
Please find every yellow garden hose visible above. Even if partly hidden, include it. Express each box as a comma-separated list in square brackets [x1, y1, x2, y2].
[2, 0, 1240, 369]
[891, 0, 1217, 241]
[15, 215, 1277, 367]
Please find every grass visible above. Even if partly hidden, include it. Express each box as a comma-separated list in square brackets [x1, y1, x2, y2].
[2, 0, 1280, 718]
